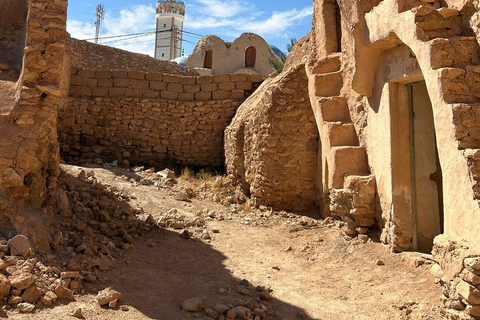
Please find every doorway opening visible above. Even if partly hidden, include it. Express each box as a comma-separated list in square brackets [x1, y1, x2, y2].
[203, 50, 212, 69]
[245, 46, 256, 68]
[406, 81, 444, 252]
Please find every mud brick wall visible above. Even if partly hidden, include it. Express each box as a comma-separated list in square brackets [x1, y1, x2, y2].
[58, 69, 263, 167]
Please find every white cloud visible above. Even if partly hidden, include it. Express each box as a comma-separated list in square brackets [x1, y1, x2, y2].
[184, 5, 312, 40]
[194, 0, 250, 18]
[239, 7, 312, 35]
[67, 4, 156, 56]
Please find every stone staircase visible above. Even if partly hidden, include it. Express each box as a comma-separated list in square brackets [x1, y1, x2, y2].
[305, 54, 376, 235]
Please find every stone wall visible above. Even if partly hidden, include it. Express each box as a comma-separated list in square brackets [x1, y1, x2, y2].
[59, 69, 263, 167]
[0, 0, 68, 249]
[225, 64, 320, 212]
[0, 0, 28, 72]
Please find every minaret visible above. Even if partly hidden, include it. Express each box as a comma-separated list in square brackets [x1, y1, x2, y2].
[155, 0, 185, 61]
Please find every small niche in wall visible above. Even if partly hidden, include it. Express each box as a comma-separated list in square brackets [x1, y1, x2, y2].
[245, 46, 257, 68]
[0, 0, 28, 81]
[204, 50, 213, 69]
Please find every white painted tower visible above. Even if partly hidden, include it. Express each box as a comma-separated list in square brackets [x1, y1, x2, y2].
[155, 0, 185, 61]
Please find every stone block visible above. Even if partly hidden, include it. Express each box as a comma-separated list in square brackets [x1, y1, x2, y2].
[146, 72, 163, 81]
[213, 74, 230, 82]
[92, 87, 109, 96]
[128, 71, 145, 80]
[109, 88, 126, 96]
[180, 76, 196, 84]
[219, 82, 235, 91]
[328, 146, 369, 189]
[319, 97, 350, 122]
[70, 75, 82, 86]
[161, 91, 178, 99]
[195, 91, 212, 101]
[111, 70, 128, 78]
[178, 92, 194, 101]
[164, 75, 180, 83]
[313, 71, 343, 97]
[81, 78, 97, 87]
[327, 123, 359, 147]
[95, 70, 112, 79]
[248, 74, 265, 83]
[465, 257, 480, 270]
[77, 86, 92, 96]
[229, 90, 245, 99]
[456, 280, 480, 305]
[97, 79, 113, 88]
[184, 84, 200, 93]
[78, 69, 95, 78]
[235, 81, 252, 91]
[131, 80, 149, 90]
[231, 74, 247, 81]
[213, 90, 229, 100]
[125, 88, 144, 98]
[150, 81, 167, 91]
[201, 83, 217, 92]
[114, 78, 129, 87]
[143, 90, 159, 98]
[167, 83, 184, 93]
[197, 76, 213, 84]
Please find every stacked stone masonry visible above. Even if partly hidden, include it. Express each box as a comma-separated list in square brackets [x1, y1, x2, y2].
[0, 0, 68, 249]
[59, 69, 263, 167]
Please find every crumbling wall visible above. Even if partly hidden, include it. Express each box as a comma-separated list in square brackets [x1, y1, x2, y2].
[59, 71, 263, 167]
[0, 0, 28, 72]
[225, 64, 319, 211]
[0, 0, 67, 249]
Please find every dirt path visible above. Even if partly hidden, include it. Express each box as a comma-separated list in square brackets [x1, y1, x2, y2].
[8, 164, 445, 320]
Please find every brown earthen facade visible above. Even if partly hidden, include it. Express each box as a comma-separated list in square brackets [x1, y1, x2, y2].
[224, 0, 480, 317]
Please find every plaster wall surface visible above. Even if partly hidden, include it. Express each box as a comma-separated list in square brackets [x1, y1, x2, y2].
[187, 33, 280, 77]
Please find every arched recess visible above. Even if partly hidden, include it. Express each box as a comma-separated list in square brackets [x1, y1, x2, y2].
[245, 46, 256, 68]
[203, 50, 212, 69]
[351, 0, 480, 247]
[0, 0, 28, 78]
[318, 0, 343, 56]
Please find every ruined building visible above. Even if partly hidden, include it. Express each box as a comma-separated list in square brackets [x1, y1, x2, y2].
[187, 33, 282, 77]
[225, 0, 480, 317]
[2, 0, 480, 317]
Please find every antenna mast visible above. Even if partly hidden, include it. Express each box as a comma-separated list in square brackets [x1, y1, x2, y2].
[95, 4, 105, 44]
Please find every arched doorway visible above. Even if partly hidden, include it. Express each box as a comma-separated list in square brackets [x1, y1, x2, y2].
[367, 43, 444, 252]
[245, 46, 256, 68]
[203, 50, 212, 69]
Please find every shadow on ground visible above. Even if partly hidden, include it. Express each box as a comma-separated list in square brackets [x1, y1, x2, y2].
[56, 166, 315, 320]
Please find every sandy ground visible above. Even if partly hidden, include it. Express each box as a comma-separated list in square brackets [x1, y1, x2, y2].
[7, 164, 446, 320]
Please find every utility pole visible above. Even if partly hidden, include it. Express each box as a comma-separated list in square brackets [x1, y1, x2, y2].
[95, 4, 105, 44]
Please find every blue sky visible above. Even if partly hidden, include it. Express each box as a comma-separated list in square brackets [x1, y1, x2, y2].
[66, 0, 313, 58]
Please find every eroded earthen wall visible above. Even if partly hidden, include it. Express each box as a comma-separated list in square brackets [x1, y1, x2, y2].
[225, 65, 319, 211]
[0, 0, 67, 249]
[59, 70, 263, 167]
[0, 0, 28, 71]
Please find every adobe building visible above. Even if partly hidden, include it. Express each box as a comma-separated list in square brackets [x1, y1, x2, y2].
[186, 33, 282, 77]
[225, 0, 480, 317]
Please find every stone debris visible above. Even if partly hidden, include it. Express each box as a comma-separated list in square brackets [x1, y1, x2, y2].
[182, 297, 204, 312]
[16, 302, 35, 313]
[71, 307, 84, 319]
[97, 287, 123, 306]
[8, 236, 33, 257]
